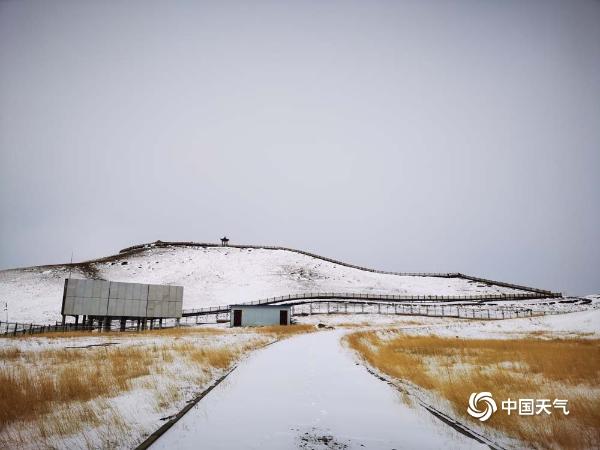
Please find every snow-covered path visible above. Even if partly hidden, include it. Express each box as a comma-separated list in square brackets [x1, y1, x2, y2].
[152, 331, 485, 449]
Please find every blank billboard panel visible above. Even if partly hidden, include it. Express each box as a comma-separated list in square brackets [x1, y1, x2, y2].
[61, 279, 183, 318]
[106, 281, 152, 317]
[63, 279, 110, 316]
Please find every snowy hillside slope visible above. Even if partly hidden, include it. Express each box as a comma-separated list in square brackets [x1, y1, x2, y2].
[1, 243, 545, 324]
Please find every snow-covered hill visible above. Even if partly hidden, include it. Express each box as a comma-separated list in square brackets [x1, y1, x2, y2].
[1, 243, 538, 324]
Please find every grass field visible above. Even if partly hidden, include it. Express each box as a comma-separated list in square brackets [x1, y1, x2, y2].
[345, 331, 600, 449]
[0, 324, 314, 448]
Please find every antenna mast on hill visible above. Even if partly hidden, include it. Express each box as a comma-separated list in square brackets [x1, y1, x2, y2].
[68, 251, 73, 279]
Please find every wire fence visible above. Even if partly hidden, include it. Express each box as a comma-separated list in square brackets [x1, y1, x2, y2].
[0, 318, 181, 337]
[289, 301, 555, 320]
[0, 321, 96, 336]
[180, 300, 568, 325]
[181, 291, 554, 317]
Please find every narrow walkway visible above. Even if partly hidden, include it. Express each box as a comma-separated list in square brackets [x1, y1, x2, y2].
[153, 330, 486, 449]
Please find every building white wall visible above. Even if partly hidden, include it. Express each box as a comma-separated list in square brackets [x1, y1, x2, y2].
[230, 306, 291, 327]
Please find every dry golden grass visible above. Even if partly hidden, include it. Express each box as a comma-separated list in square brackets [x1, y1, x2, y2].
[334, 321, 371, 327]
[134, 326, 225, 337]
[0, 346, 155, 427]
[0, 347, 21, 360]
[9, 322, 314, 341]
[171, 339, 267, 370]
[345, 331, 600, 449]
[14, 330, 121, 339]
[15, 325, 225, 339]
[252, 324, 315, 339]
[0, 332, 268, 447]
[153, 382, 182, 411]
[0, 323, 311, 447]
[335, 319, 426, 328]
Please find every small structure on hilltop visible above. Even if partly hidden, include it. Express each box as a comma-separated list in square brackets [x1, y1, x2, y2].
[221, 236, 230, 246]
[230, 304, 291, 327]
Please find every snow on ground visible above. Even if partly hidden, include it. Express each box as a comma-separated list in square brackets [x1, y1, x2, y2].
[0, 324, 229, 353]
[0, 245, 536, 324]
[295, 313, 458, 328]
[0, 327, 271, 450]
[2, 305, 597, 449]
[153, 330, 486, 450]
[429, 308, 600, 339]
[297, 305, 600, 339]
[477, 296, 596, 314]
[323, 307, 600, 449]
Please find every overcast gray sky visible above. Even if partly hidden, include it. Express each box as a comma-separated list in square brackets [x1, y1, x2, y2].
[1, 0, 599, 295]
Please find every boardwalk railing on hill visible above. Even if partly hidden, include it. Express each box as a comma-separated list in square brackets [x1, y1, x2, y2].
[181, 300, 570, 325]
[290, 301, 559, 320]
[181, 291, 557, 317]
